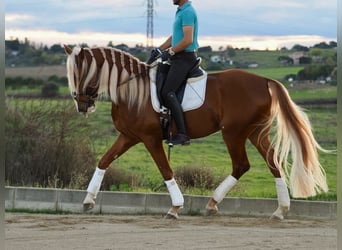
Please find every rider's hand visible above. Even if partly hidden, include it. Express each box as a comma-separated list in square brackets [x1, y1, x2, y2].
[161, 50, 171, 61]
[147, 48, 162, 64]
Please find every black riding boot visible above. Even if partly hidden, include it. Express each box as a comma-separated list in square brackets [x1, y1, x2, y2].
[165, 92, 190, 145]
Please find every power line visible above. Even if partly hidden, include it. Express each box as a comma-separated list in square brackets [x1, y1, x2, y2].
[146, 0, 154, 48]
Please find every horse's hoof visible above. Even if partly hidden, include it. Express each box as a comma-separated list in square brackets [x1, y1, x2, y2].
[270, 213, 284, 220]
[164, 211, 179, 220]
[270, 206, 288, 220]
[206, 208, 218, 216]
[205, 204, 218, 216]
[83, 203, 94, 212]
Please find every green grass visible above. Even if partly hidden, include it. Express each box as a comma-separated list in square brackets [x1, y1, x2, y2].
[245, 66, 304, 80]
[233, 50, 291, 68]
[288, 86, 337, 100]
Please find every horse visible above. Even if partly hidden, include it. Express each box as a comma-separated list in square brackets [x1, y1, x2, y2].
[64, 45, 328, 220]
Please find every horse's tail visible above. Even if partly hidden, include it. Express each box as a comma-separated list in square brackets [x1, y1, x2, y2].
[267, 80, 328, 198]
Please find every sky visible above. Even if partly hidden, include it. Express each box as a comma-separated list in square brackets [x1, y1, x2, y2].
[5, 0, 337, 50]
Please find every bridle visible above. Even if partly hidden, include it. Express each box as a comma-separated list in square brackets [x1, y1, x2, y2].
[72, 85, 98, 113]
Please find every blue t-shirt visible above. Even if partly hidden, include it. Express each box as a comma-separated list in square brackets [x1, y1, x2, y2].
[172, 1, 199, 51]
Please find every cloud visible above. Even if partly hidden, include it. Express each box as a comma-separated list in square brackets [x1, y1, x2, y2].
[5, 0, 337, 50]
[5, 13, 35, 23]
[5, 28, 335, 51]
[199, 34, 335, 50]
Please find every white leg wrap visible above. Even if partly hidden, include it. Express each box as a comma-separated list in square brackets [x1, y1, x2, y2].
[165, 178, 184, 207]
[272, 178, 290, 220]
[86, 167, 106, 199]
[212, 175, 238, 203]
[275, 177, 290, 208]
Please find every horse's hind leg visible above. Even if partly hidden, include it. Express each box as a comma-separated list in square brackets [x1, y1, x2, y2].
[248, 128, 290, 220]
[206, 132, 250, 214]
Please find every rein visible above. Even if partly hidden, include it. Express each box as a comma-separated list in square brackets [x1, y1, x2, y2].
[116, 69, 149, 87]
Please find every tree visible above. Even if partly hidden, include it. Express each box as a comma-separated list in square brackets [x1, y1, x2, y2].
[50, 44, 64, 53]
[313, 42, 330, 49]
[198, 46, 212, 53]
[226, 45, 236, 57]
[292, 44, 309, 51]
[297, 64, 335, 80]
[329, 41, 337, 48]
[107, 41, 115, 48]
[5, 38, 20, 51]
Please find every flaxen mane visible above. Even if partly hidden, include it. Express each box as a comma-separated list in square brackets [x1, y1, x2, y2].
[66, 46, 150, 111]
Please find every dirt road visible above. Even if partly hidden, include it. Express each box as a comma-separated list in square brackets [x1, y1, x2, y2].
[5, 213, 336, 250]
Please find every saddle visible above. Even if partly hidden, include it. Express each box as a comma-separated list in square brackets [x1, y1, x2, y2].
[155, 58, 204, 139]
[156, 58, 203, 107]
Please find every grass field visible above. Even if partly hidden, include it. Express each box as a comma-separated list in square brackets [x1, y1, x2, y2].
[5, 65, 67, 79]
[245, 66, 303, 80]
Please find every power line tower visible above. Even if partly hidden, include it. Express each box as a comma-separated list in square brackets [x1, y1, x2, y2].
[146, 0, 154, 49]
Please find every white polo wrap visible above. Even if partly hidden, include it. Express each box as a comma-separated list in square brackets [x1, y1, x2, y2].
[213, 175, 237, 203]
[87, 167, 106, 198]
[165, 178, 184, 206]
[275, 177, 290, 208]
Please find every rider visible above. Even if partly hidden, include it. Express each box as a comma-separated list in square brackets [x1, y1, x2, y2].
[148, 0, 199, 145]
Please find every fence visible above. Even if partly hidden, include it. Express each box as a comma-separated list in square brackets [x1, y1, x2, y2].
[5, 186, 336, 219]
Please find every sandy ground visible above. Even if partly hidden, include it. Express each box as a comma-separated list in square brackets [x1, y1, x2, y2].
[5, 213, 337, 250]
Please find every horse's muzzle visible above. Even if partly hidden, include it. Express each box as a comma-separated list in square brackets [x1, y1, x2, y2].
[73, 93, 97, 114]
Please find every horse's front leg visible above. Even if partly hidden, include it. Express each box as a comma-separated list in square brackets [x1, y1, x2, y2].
[143, 137, 184, 219]
[83, 133, 138, 211]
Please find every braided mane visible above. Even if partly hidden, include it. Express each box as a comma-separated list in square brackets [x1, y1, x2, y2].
[66, 46, 150, 111]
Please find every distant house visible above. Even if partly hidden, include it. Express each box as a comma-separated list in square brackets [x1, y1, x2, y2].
[210, 55, 222, 63]
[248, 63, 259, 68]
[289, 51, 311, 65]
[210, 55, 233, 65]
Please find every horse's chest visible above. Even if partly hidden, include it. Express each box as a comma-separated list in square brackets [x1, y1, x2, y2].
[112, 111, 137, 132]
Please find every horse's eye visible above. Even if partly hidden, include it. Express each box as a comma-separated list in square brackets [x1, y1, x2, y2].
[72, 92, 77, 98]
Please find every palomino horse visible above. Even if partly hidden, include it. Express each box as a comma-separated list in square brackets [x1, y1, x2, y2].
[64, 45, 328, 220]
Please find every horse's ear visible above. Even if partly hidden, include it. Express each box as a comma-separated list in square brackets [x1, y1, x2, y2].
[79, 48, 85, 59]
[64, 44, 73, 55]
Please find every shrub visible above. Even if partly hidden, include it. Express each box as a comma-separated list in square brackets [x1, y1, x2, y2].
[41, 82, 59, 97]
[175, 165, 215, 189]
[101, 167, 137, 191]
[5, 99, 96, 189]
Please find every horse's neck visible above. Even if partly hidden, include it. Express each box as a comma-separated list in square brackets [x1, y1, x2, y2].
[92, 47, 149, 110]
[106, 48, 147, 85]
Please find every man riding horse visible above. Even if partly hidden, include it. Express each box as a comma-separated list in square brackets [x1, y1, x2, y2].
[148, 0, 199, 146]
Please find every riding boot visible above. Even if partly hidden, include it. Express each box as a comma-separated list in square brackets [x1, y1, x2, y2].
[165, 92, 190, 145]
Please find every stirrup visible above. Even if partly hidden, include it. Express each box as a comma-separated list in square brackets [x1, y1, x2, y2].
[165, 134, 190, 146]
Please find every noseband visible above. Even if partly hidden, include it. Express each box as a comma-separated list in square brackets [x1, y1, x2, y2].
[73, 92, 98, 113]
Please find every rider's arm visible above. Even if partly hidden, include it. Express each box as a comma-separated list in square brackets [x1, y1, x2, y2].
[171, 26, 193, 53]
[159, 36, 172, 51]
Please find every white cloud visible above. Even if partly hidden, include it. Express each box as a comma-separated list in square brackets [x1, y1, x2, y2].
[5, 29, 149, 47]
[199, 34, 335, 50]
[5, 13, 35, 23]
[5, 28, 335, 51]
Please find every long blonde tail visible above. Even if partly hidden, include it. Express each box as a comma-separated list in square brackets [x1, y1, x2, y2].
[267, 80, 328, 198]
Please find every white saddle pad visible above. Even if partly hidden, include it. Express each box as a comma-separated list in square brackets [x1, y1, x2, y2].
[149, 65, 207, 113]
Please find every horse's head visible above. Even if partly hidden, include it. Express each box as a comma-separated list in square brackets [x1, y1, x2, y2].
[64, 45, 98, 116]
